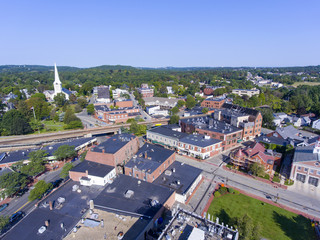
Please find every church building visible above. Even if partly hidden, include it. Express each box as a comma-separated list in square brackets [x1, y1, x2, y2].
[44, 64, 73, 101]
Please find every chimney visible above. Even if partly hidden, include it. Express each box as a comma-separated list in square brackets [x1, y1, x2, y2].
[102, 149, 105, 153]
[85, 170, 88, 176]
[144, 152, 147, 159]
[45, 220, 50, 227]
[49, 201, 53, 210]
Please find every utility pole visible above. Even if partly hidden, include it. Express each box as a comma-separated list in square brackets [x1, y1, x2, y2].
[32, 106, 40, 134]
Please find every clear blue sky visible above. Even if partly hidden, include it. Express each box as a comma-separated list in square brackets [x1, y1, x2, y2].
[1, 0, 319, 68]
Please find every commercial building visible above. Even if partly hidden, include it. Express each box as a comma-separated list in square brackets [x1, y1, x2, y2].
[114, 99, 133, 108]
[93, 175, 175, 240]
[85, 134, 139, 173]
[112, 88, 128, 99]
[95, 86, 111, 103]
[290, 138, 320, 188]
[146, 105, 169, 116]
[138, 83, 154, 98]
[219, 103, 263, 139]
[144, 97, 179, 109]
[94, 105, 140, 123]
[124, 144, 175, 182]
[180, 117, 243, 151]
[153, 161, 202, 203]
[230, 142, 282, 173]
[232, 88, 260, 97]
[201, 98, 225, 109]
[69, 160, 116, 186]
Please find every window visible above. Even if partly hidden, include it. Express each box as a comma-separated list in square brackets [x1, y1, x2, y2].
[136, 174, 138, 178]
[310, 169, 315, 174]
[308, 176, 319, 187]
[304, 168, 309, 172]
[296, 173, 306, 183]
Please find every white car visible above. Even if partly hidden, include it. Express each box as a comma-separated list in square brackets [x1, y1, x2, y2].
[38, 226, 47, 234]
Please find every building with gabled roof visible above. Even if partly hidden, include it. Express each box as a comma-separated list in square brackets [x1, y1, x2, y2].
[230, 141, 282, 173]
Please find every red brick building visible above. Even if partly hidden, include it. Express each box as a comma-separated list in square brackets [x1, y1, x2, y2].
[180, 117, 243, 151]
[114, 99, 133, 108]
[124, 144, 176, 182]
[138, 83, 154, 98]
[95, 105, 140, 123]
[201, 98, 225, 109]
[85, 134, 139, 173]
[230, 142, 282, 173]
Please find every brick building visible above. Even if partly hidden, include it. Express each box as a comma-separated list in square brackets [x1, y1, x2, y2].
[230, 142, 282, 174]
[85, 134, 139, 173]
[201, 98, 225, 109]
[180, 117, 242, 151]
[114, 99, 133, 108]
[94, 105, 140, 123]
[124, 144, 175, 182]
[138, 84, 154, 98]
[218, 103, 263, 139]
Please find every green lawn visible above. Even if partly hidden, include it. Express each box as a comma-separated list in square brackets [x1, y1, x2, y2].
[207, 193, 315, 240]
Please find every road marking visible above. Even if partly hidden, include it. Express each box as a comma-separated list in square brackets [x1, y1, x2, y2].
[15, 200, 31, 213]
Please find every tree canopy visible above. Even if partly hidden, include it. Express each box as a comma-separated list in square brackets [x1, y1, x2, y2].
[1, 109, 32, 135]
[54, 145, 77, 161]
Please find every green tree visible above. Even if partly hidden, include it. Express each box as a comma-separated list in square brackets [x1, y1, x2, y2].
[31, 93, 46, 101]
[249, 162, 265, 177]
[27, 97, 50, 120]
[64, 121, 83, 129]
[177, 100, 185, 108]
[129, 121, 146, 136]
[29, 119, 43, 132]
[169, 115, 180, 124]
[69, 94, 77, 104]
[54, 93, 67, 107]
[170, 106, 179, 115]
[258, 108, 275, 129]
[64, 108, 80, 124]
[87, 104, 95, 115]
[77, 97, 88, 108]
[1, 109, 32, 135]
[60, 162, 73, 178]
[0, 172, 28, 197]
[202, 107, 209, 114]
[186, 95, 196, 109]
[21, 150, 47, 177]
[17, 100, 32, 120]
[28, 180, 52, 201]
[54, 145, 77, 161]
[0, 216, 9, 231]
[236, 214, 261, 240]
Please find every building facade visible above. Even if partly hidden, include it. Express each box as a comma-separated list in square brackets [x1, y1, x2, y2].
[201, 98, 225, 109]
[232, 88, 260, 97]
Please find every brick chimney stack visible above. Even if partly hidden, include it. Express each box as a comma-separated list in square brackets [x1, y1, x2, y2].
[144, 152, 147, 159]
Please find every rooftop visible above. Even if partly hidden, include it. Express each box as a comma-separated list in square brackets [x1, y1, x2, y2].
[70, 160, 114, 178]
[293, 145, 319, 163]
[91, 134, 136, 154]
[3, 180, 105, 240]
[125, 144, 175, 173]
[97, 87, 110, 99]
[148, 125, 188, 140]
[179, 134, 221, 147]
[153, 161, 202, 195]
[93, 174, 174, 219]
[222, 103, 260, 117]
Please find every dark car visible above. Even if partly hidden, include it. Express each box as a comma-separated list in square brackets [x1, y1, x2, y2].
[9, 211, 24, 223]
[16, 188, 28, 197]
[51, 178, 63, 189]
[0, 203, 8, 212]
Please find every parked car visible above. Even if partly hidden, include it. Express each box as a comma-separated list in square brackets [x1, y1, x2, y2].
[9, 211, 24, 223]
[0, 203, 8, 212]
[51, 178, 63, 189]
[16, 188, 28, 197]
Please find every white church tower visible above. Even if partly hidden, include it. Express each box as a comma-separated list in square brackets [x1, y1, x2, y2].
[53, 63, 62, 95]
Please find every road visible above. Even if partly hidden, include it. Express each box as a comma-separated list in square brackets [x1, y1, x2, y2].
[176, 152, 320, 219]
[76, 109, 108, 128]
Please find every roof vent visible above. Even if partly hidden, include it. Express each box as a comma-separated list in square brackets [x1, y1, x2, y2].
[165, 170, 172, 176]
[172, 168, 176, 173]
[176, 180, 180, 185]
[124, 190, 134, 198]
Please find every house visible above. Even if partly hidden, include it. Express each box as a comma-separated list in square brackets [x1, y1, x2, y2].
[201, 98, 225, 109]
[312, 119, 320, 130]
[301, 116, 311, 126]
[69, 160, 116, 186]
[85, 134, 139, 173]
[112, 88, 129, 99]
[180, 116, 243, 151]
[290, 138, 320, 188]
[167, 86, 174, 94]
[124, 144, 175, 182]
[271, 125, 303, 141]
[230, 142, 282, 173]
[232, 88, 260, 97]
[153, 161, 202, 203]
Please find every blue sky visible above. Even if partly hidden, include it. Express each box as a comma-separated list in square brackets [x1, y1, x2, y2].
[0, 0, 319, 68]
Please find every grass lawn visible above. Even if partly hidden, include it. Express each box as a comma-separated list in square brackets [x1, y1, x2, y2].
[292, 82, 320, 87]
[207, 193, 315, 240]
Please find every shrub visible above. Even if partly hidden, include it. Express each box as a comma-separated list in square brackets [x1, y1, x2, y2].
[234, 190, 240, 195]
[273, 175, 280, 183]
[285, 179, 294, 186]
[218, 186, 228, 195]
[226, 163, 233, 169]
[261, 173, 270, 180]
[228, 188, 235, 194]
[214, 191, 221, 198]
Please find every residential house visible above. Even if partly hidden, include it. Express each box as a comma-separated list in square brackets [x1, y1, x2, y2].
[312, 119, 320, 130]
[144, 97, 178, 109]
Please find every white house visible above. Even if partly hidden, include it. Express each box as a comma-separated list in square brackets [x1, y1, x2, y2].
[312, 119, 320, 130]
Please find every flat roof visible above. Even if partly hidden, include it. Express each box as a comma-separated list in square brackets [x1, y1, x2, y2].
[125, 144, 175, 173]
[0, 148, 37, 165]
[70, 160, 114, 178]
[93, 175, 174, 218]
[153, 161, 202, 195]
[3, 180, 105, 240]
[91, 134, 136, 154]
[293, 146, 319, 163]
[179, 134, 221, 147]
[148, 126, 188, 140]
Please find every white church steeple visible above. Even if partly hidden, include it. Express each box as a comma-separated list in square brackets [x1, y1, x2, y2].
[54, 63, 62, 94]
